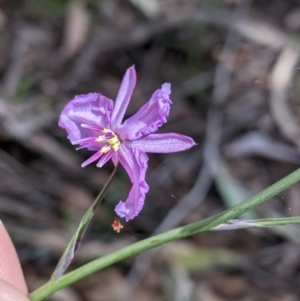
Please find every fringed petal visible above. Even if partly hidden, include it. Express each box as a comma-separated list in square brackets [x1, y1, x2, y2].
[114, 144, 149, 221]
[117, 83, 172, 141]
[58, 93, 113, 150]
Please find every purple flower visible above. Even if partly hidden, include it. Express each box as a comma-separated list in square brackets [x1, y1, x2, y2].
[59, 66, 195, 221]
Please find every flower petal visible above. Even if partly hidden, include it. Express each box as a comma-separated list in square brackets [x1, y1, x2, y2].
[111, 66, 136, 129]
[59, 93, 113, 148]
[114, 144, 149, 221]
[126, 133, 196, 153]
[117, 83, 172, 141]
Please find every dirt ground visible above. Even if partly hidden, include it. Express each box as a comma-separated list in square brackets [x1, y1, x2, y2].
[1, 0, 300, 300]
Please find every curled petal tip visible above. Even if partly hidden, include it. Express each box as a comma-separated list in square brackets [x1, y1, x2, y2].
[117, 84, 173, 141]
[114, 146, 149, 221]
[161, 83, 171, 95]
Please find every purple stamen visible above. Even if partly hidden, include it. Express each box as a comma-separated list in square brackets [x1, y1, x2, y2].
[76, 145, 90, 151]
[81, 151, 103, 167]
[96, 150, 114, 168]
[81, 124, 104, 131]
[72, 137, 97, 145]
[103, 132, 114, 139]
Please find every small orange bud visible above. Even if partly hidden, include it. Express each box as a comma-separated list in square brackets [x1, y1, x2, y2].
[111, 219, 124, 233]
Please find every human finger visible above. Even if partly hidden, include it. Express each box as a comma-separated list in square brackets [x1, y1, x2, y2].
[0, 279, 30, 301]
[0, 221, 28, 294]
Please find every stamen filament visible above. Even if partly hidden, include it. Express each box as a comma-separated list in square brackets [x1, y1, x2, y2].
[81, 124, 104, 131]
[81, 151, 103, 167]
[72, 137, 97, 145]
[73, 126, 120, 167]
[96, 150, 115, 167]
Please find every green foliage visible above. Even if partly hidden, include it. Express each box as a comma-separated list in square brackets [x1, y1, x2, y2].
[12, 77, 34, 101]
[171, 247, 238, 272]
[29, 0, 68, 17]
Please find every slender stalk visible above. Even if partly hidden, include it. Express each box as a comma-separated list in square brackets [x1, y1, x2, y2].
[91, 163, 119, 208]
[29, 167, 300, 301]
[254, 216, 300, 227]
[213, 216, 300, 230]
[52, 164, 119, 280]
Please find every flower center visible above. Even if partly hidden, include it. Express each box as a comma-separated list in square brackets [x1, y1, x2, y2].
[73, 124, 122, 168]
[72, 124, 121, 154]
[96, 128, 120, 152]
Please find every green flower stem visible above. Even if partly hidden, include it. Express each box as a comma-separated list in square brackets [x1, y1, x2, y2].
[250, 216, 300, 227]
[29, 167, 300, 301]
[213, 216, 300, 230]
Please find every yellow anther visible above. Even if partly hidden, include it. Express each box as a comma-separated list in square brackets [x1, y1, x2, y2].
[101, 145, 111, 154]
[96, 136, 104, 142]
[107, 136, 119, 146]
[112, 141, 120, 151]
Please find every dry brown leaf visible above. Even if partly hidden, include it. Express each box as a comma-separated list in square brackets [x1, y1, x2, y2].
[61, 0, 90, 58]
[127, 0, 161, 19]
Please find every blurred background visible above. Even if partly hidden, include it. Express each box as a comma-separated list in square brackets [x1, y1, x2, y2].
[1, 0, 300, 300]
